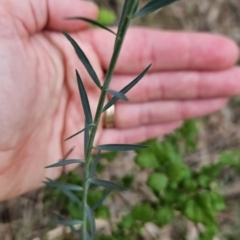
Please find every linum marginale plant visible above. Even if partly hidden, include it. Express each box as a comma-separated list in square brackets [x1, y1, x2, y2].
[44, 0, 179, 240]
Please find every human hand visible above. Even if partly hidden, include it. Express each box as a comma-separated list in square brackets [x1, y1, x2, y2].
[0, 0, 239, 201]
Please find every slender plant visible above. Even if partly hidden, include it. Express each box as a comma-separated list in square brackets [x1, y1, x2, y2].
[44, 0, 179, 239]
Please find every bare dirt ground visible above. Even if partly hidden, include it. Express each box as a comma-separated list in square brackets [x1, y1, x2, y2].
[1, 0, 240, 239]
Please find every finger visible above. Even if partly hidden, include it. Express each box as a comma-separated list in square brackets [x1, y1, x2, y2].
[47, 0, 99, 32]
[7, 0, 98, 35]
[114, 98, 227, 128]
[98, 121, 183, 145]
[84, 28, 239, 73]
[110, 67, 240, 101]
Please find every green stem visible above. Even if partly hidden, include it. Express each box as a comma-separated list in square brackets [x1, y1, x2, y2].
[81, 1, 138, 239]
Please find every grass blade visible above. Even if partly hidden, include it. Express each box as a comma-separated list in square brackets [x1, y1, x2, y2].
[64, 123, 95, 141]
[66, 17, 116, 35]
[103, 64, 151, 112]
[106, 89, 128, 101]
[89, 150, 101, 178]
[92, 189, 112, 211]
[85, 205, 96, 239]
[94, 144, 148, 152]
[88, 178, 126, 191]
[63, 31, 102, 89]
[45, 159, 85, 168]
[76, 70, 92, 125]
[135, 0, 179, 18]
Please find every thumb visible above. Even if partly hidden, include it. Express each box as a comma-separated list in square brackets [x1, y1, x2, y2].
[47, 0, 99, 32]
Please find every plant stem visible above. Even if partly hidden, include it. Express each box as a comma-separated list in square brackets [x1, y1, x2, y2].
[81, 1, 139, 239]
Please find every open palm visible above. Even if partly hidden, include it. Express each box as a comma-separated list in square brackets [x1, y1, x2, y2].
[0, 0, 239, 201]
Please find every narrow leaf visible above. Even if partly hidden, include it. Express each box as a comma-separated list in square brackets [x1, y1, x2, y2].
[84, 120, 90, 158]
[64, 123, 95, 141]
[89, 150, 101, 178]
[43, 180, 83, 191]
[85, 205, 96, 239]
[76, 70, 92, 124]
[66, 17, 116, 35]
[62, 31, 101, 89]
[92, 189, 112, 211]
[44, 178, 81, 204]
[106, 89, 128, 101]
[103, 64, 151, 112]
[94, 144, 148, 152]
[45, 159, 85, 168]
[88, 178, 126, 191]
[55, 219, 83, 227]
[61, 188, 82, 205]
[63, 146, 75, 159]
[135, 0, 179, 18]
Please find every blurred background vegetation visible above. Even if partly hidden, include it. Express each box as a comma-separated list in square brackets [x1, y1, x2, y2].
[1, 0, 240, 239]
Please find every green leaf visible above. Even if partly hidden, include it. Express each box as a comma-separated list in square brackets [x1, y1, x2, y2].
[219, 150, 240, 168]
[89, 150, 101, 178]
[155, 205, 174, 226]
[43, 179, 83, 191]
[61, 188, 82, 205]
[106, 89, 128, 101]
[92, 189, 113, 211]
[103, 64, 151, 111]
[183, 193, 216, 226]
[135, 0, 179, 18]
[85, 205, 96, 239]
[62, 32, 101, 89]
[97, 8, 116, 25]
[66, 17, 116, 35]
[75, 70, 92, 125]
[135, 151, 159, 168]
[165, 161, 191, 183]
[62, 146, 75, 159]
[45, 178, 82, 204]
[209, 192, 225, 212]
[147, 173, 168, 192]
[55, 219, 83, 227]
[45, 159, 85, 168]
[88, 178, 126, 191]
[94, 144, 148, 152]
[64, 123, 95, 141]
[84, 120, 90, 158]
[131, 204, 154, 222]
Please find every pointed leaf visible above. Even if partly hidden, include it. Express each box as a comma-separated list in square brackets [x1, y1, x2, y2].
[94, 144, 148, 152]
[76, 70, 92, 124]
[92, 189, 112, 211]
[55, 219, 83, 227]
[89, 150, 101, 178]
[44, 178, 81, 204]
[43, 180, 83, 191]
[106, 89, 128, 101]
[45, 159, 85, 168]
[88, 178, 126, 191]
[66, 17, 116, 35]
[61, 188, 82, 204]
[62, 31, 101, 89]
[103, 64, 151, 111]
[63, 146, 75, 159]
[135, 0, 179, 18]
[85, 205, 96, 239]
[64, 123, 95, 141]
